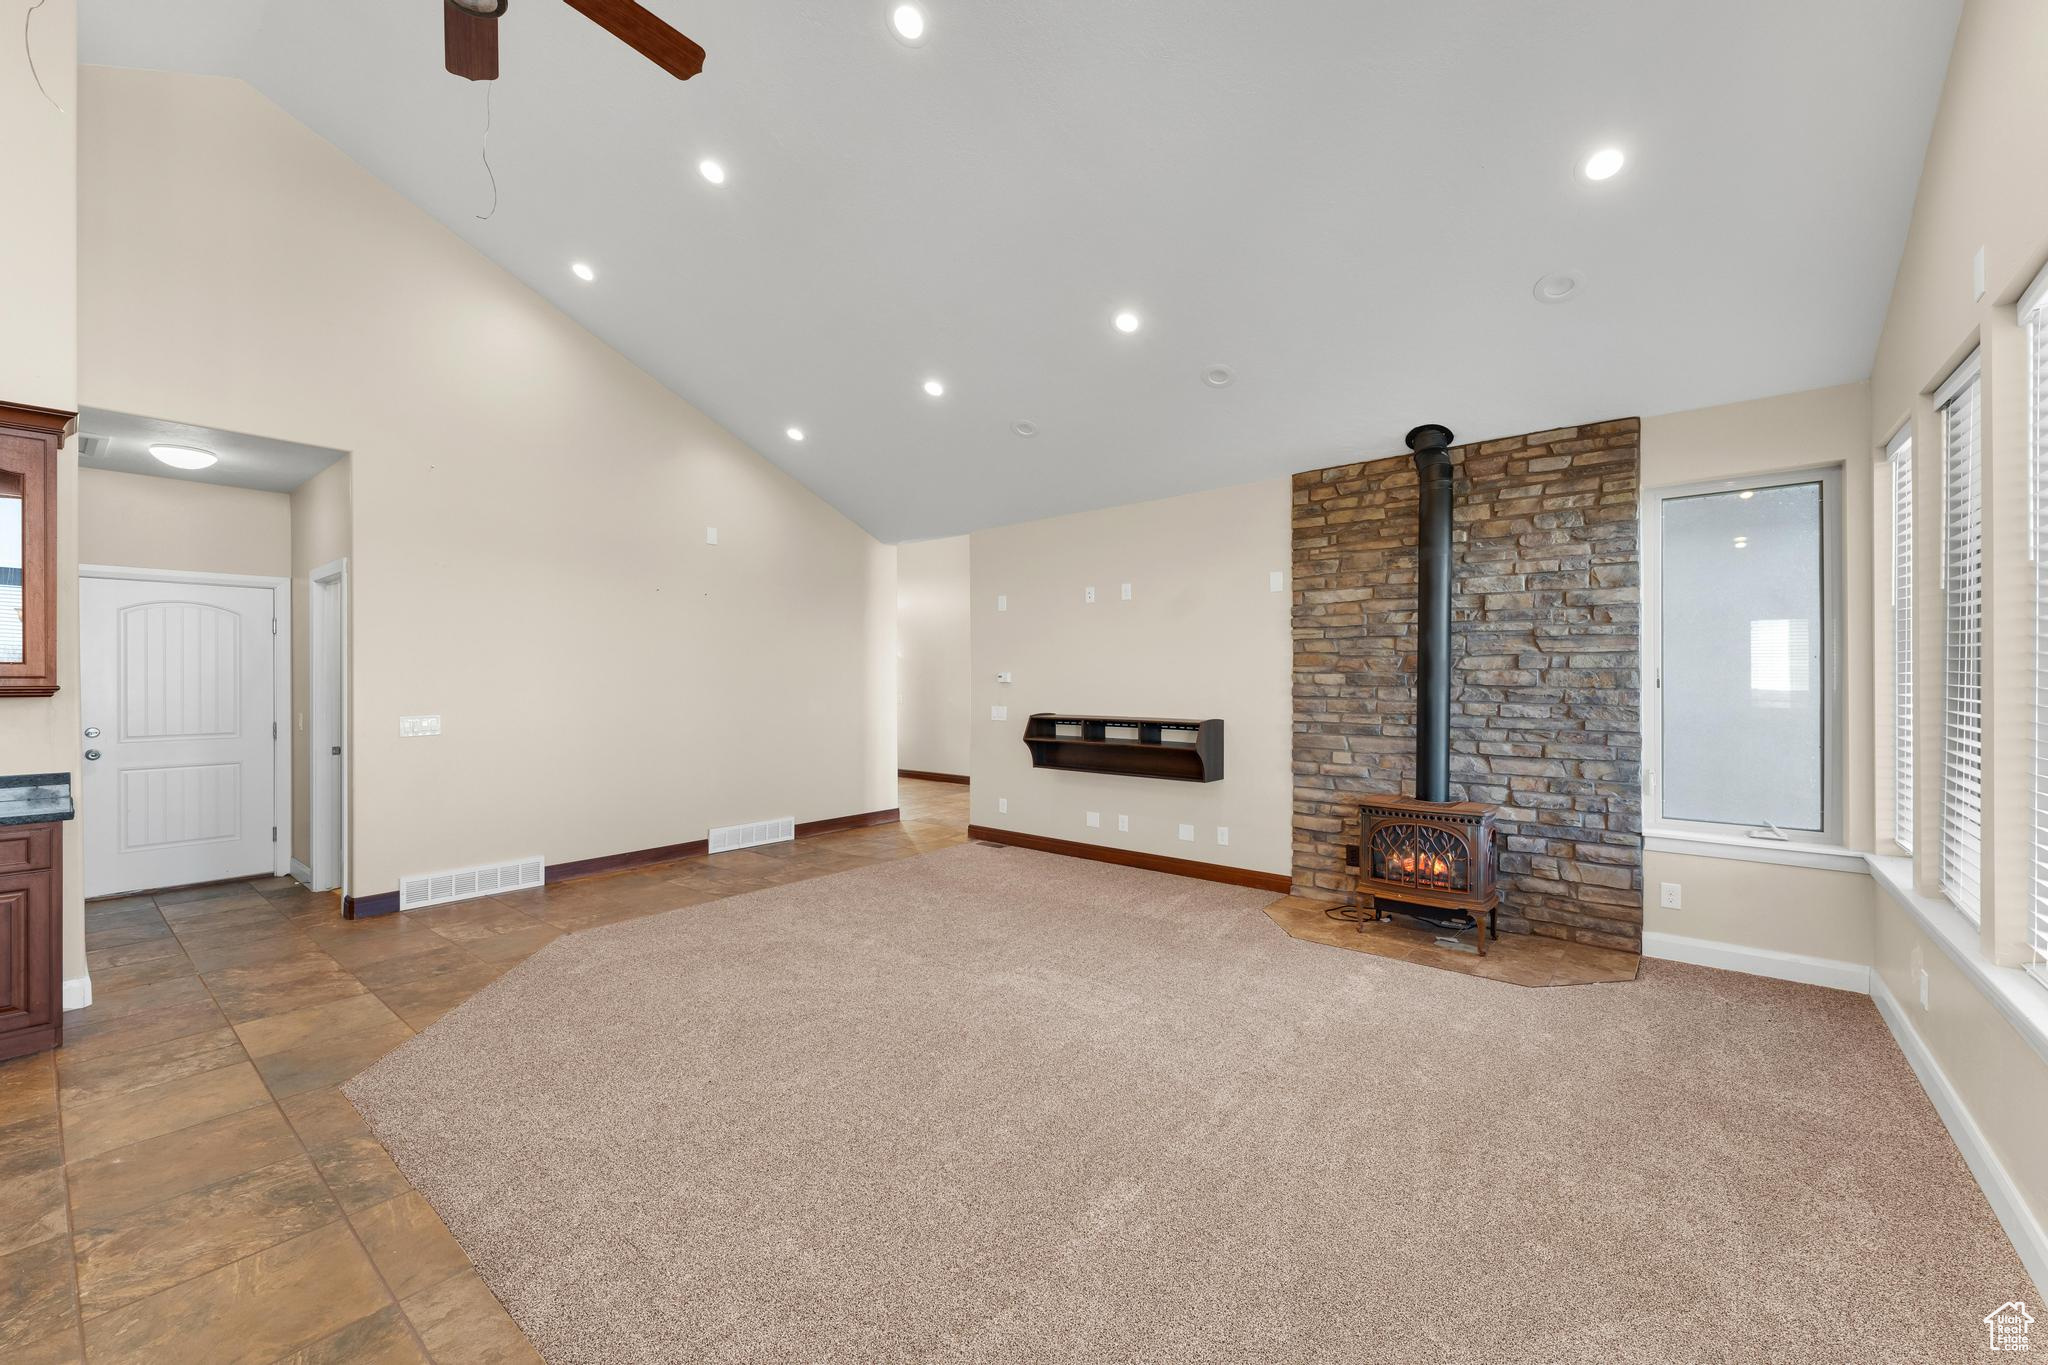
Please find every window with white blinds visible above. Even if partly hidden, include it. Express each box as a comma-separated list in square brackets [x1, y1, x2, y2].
[1937, 352, 1983, 921]
[2024, 264, 2048, 984]
[1889, 427, 1913, 852]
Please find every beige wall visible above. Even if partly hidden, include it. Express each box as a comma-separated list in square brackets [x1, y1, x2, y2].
[289, 458, 350, 868]
[968, 478, 1292, 876]
[78, 468, 291, 578]
[1871, 0, 2048, 964]
[1638, 383, 1879, 965]
[0, 2, 83, 985]
[1859, 0, 2048, 1258]
[897, 536, 970, 778]
[79, 69, 896, 906]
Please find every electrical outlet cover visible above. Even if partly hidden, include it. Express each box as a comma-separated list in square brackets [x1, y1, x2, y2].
[998, 798, 1008, 814]
[1084, 585, 1096, 603]
[1177, 823, 1195, 842]
[1120, 582, 1132, 600]
[1086, 811, 1101, 828]
[1216, 826, 1229, 846]
[1117, 814, 1129, 832]
[1659, 882, 1682, 910]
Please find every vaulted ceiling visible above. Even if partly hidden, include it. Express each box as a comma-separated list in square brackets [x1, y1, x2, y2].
[81, 2, 1959, 542]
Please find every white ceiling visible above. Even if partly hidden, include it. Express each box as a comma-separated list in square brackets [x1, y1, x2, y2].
[80, 2, 1959, 543]
[78, 408, 345, 493]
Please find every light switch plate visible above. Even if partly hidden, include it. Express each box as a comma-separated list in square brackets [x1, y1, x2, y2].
[1269, 570, 1285, 592]
[399, 715, 442, 738]
[998, 798, 1008, 814]
[996, 594, 1007, 612]
[1216, 826, 1229, 846]
[1086, 811, 1101, 829]
[1177, 823, 1195, 842]
[990, 705, 1008, 722]
[705, 527, 719, 545]
[1120, 582, 1132, 601]
[1117, 814, 1129, 833]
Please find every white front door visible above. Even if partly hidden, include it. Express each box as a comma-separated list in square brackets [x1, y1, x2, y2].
[81, 576, 277, 897]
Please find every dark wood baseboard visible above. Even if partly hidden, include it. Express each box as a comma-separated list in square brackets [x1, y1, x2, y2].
[966, 824, 1292, 894]
[342, 890, 401, 920]
[342, 806, 903, 919]
[898, 769, 969, 785]
[795, 807, 900, 837]
[547, 839, 710, 884]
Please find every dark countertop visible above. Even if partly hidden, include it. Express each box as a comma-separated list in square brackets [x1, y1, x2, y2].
[0, 772, 74, 825]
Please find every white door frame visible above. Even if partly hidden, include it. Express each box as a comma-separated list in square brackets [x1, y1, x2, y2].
[308, 558, 349, 896]
[79, 565, 293, 882]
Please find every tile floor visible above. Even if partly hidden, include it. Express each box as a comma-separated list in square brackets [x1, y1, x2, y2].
[0, 780, 969, 1365]
[1262, 895, 1642, 985]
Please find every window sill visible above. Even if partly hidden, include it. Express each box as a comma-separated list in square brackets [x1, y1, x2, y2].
[1643, 829, 1867, 874]
[1866, 855, 2048, 1070]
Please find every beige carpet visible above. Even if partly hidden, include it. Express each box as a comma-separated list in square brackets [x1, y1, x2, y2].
[345, 844, 2035, 1364]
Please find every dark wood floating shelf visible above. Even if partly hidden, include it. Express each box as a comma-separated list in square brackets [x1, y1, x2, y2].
[1022, 714, 1224, 783]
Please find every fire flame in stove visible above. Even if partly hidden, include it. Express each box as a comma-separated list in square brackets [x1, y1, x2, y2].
[1392, 848, 1456, 887]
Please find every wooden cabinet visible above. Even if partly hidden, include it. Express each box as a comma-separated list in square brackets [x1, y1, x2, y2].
[0, 401, 73, 698]
[0, 821, 61, 1061]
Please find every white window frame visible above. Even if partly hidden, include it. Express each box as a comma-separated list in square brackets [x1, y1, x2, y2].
[1642, 465, 1846, 847]
[2021, 263, 2048, 986]
[1936, 350, 1984, 922]
[1888, 424, 1914, 854]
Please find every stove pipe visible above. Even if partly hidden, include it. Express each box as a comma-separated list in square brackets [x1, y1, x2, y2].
[1405, 423, 1456, 804]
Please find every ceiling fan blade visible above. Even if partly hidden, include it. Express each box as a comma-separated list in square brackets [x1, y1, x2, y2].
[561, 0, 705, 80]
[444, 0, 505, 81]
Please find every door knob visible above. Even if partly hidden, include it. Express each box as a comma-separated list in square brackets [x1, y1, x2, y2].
[83, 726, 100, 739]
[84, 749, 102, 761]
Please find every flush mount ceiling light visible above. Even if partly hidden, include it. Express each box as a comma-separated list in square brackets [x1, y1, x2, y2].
[1532, 270, 1584, 303]
[786, 427, 805, 442]
[1013, 421, 1037, 437]
[1202, 365, 1235, 388]
[1113, 310, 1142, 334]
[889, 3, 928, 45]
[571, 261, 596, 282]
[1578, 147, 1626, 182]
[922, 378, 945, 397]
[149, 444, 218, 471]
[698, 159, 726, 185]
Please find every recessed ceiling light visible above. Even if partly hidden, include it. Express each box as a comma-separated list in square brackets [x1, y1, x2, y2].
[1532, 270, 1584, 303]
[1203, 365, 1235, 388]
[1113, 310, 1142, 334]
[1013, 421, 1037, 437]
[149, 444, 218, 471]
[889, 3, 927, 44]
[698, 159, 726, 185]
[923, 378, 945, 397]
[1580, 147, 1626, 182]
[786, 427, 805, 442]
[571, 261, 596, 282]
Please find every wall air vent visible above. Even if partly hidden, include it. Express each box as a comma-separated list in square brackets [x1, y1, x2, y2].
[709, 816, 795, 854]
[399, 856, 545, 912]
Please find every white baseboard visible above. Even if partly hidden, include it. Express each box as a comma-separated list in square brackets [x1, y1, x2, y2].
[1871, 971, 2048, 1294]
[290, 858, 314, 886]
[63, 974, 92, 1012]
[1642, 931, 1872, 994]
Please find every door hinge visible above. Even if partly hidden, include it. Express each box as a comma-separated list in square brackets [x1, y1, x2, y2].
[271, 826, 278, 842]
[272, 721, 278, 740]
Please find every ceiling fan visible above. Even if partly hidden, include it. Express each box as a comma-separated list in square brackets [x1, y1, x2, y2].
[442, 0, 705, 83]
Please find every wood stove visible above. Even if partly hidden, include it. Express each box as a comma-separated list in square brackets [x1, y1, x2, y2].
[1335, 423, 1503, 952]
[1355, 796, 1501, 949]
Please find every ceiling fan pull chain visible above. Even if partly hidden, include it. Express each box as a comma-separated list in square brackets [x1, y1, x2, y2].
[475, 78, 499, 221]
